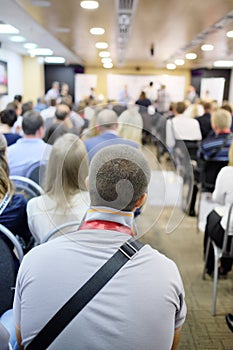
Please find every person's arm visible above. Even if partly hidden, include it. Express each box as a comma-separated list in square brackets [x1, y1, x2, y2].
[166, 119, 175, 148]
[171, 326, 182, 350]
[212, 168, 226, 204]
[16, 324, 24, 350]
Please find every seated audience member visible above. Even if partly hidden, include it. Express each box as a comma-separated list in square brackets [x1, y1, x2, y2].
[60, 97, 85, 133]
[40, 98, 57, 122]
[0, 109, 21, 146]
[195, 102, 213, 139]
[0, 133, 31, 256]
[84, 109, 138, 161]
[44, 103, 79, 145]
[21, 101, 33, 116]
[166, 101, 202, 166]
[184, 99, 204, 118]
[27, 133, 89, 243]
[6, 100, 23, 135]
[135, 91, 151, 112]
[189, 109, 233, 215]
[8, 111, 51, 176]
[14, 95, 23, 104]
[34, 96, 47, 112]
[118, 106, 143, 145]
[13, 144, 186, 349]
[203, 141, 233, 277]
[198, 108, 233, 162]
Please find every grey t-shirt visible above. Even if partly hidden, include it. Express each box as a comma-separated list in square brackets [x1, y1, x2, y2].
[14, 230, 186, 349]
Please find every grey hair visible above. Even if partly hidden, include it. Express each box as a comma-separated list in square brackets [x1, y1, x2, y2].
[211, 108, 232, 130]
[96, 109, 118, 129]
[88, 144, 151, 211]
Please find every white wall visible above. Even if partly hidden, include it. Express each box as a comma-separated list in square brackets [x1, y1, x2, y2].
[0, 48, 23, 110]
[228, 69, 233, 104]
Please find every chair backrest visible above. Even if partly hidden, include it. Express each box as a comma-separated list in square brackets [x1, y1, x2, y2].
[183, 140, 200, 161]
[25, 161, 47, 188]
[200, 160, 228, 192]
[222, 203, 233, 257]
[10, 175, 44, 200]
[41, 221, 81, 244]
[0, 224, 24, 316]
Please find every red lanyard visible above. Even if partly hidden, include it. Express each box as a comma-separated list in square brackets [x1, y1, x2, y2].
[79, 220, 134, 236]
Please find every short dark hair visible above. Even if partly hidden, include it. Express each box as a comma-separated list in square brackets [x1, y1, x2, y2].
[176, 102, 186, 114]
[55, 104, 70, 121]
[0, 109, 17, 127]
[89, 145, 151, 211]
[22, 111, 44, 135]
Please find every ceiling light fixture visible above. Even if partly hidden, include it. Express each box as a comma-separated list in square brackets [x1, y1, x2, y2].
[226, 30, 233, 38]
[213, 60, 233, 67]
[103, 62, 113, 69]
[9, 36, 26, 43]
[101, 57, 112, 64]
[24, 43, 38, 49]
[95, 42, 108, 49]
[90, 27, 105, 35]
[28, 48, 53, 56]
[80, 1, 99, 9]
[201, 44, 214, 51]
[44, 56, 66, 64]
[0, 24, 19, 34]
[99, 51, 110, 58]
[185, 52, 197, 60]
[166, 63, 176, 70]
[174, 59, 185, 66]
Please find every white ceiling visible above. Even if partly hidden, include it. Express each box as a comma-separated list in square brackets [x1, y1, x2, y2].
[0, 0, 233, 70]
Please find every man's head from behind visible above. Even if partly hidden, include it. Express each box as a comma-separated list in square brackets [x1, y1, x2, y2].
[22, 111, 44, 137]
[55, 104, 70, 121]
[211, 108, 232, 134]
[88, 144, 151, 211]
[96, 109, 118, 132]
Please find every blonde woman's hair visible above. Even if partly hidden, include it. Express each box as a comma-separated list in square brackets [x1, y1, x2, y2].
[45, 133, 88, 206]
[0, 133, 13, 198]
[228, 142, 233, 166]
[211, 108, 232, 130]
[118, 107, 143, 144]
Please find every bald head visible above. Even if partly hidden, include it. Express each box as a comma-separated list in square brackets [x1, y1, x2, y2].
[55, 104, 70, 121]
[88, 144, 151, 211]
[97, 109, 118, 131]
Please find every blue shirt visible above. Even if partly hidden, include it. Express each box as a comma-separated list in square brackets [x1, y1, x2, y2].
[8, 138, 51, 176]
[198, 133, 233, 161]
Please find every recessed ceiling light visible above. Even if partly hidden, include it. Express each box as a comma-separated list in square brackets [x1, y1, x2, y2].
[0, 24, 19, 34]
[185, 53, 197, 60]
[213, 60, 233, 67]
[44, 56, 66, 64]
[28, 48, 53, 56]
[103, 62, 113, 69]
[80, 1, 99, 9]
[95, 42, 108, 49]
[166, 63, 176, 70]
[201, 44, 214, 51]
[174, 59, 185, 66]
[90, 27, 105, 35]
[9, 36, 26, 43]
[30, 1, 51, 7]
[99, 51, 110, 58]
[226, 30, 233, 38]
[24, 43, 38, 49]
[101, 57, 112, 64]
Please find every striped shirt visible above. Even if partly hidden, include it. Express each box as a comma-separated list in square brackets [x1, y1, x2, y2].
[198, 132, 233, 161]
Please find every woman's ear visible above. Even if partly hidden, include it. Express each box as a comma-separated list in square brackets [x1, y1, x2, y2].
[85, 176, 89, 190]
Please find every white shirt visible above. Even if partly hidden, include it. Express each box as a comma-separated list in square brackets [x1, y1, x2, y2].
[27, 191, 90, 243]
[212, 166, 233, 230]
[166, 114, 202, 148]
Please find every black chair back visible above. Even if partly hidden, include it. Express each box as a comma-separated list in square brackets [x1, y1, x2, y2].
[200, 160, 228, 192]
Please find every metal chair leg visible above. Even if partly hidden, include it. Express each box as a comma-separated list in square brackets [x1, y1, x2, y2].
[212, 243, 219, 316]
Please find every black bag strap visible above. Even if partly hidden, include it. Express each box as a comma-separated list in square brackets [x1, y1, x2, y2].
[26, 238, 144, 350]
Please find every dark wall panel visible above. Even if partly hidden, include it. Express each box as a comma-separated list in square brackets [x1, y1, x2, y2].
[44, 64, 84, 100]
[191, 68, 231, 101]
